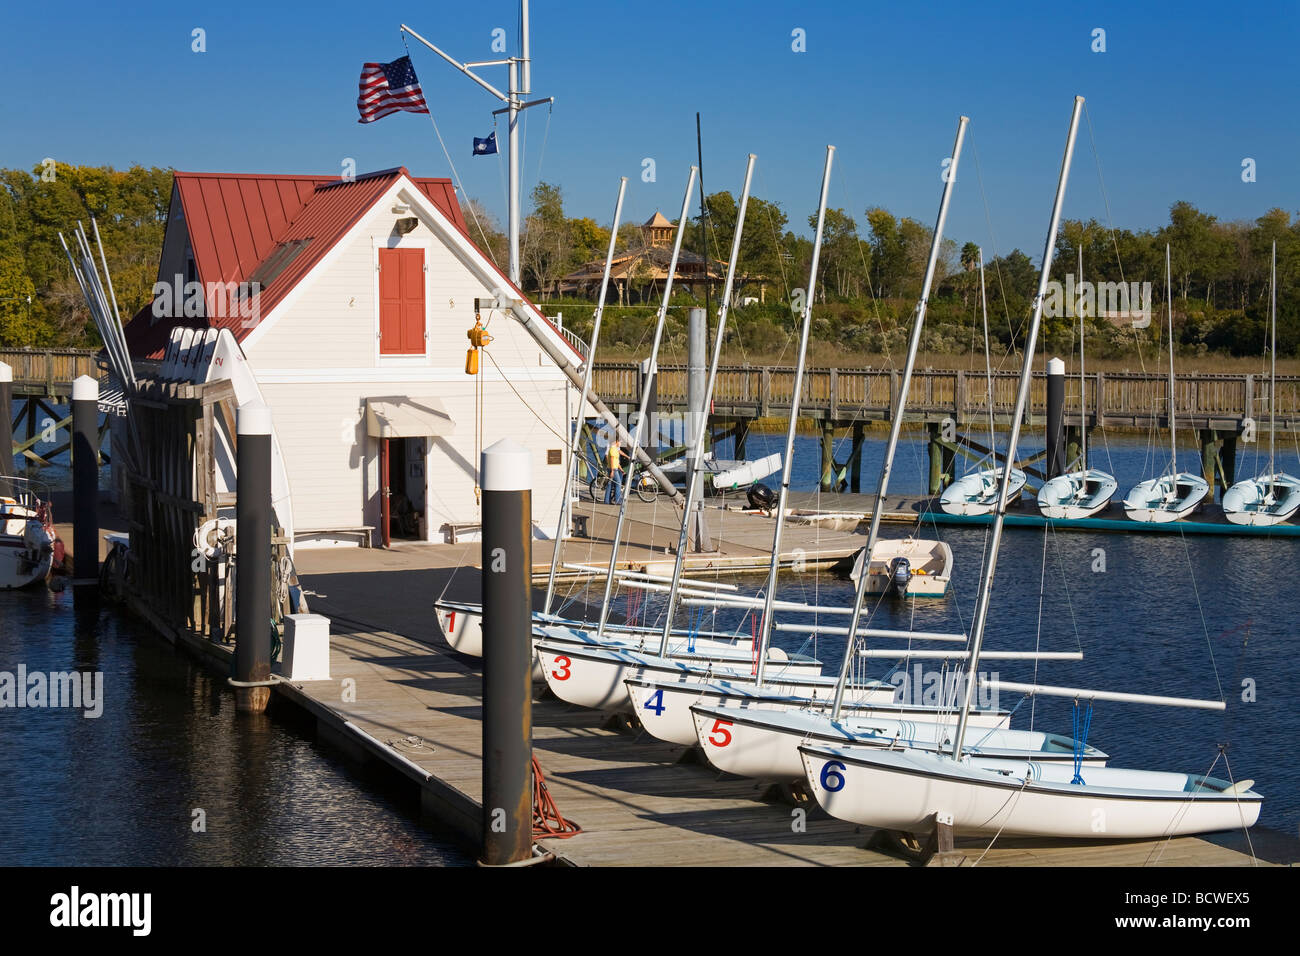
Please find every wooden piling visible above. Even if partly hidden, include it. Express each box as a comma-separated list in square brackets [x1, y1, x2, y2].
[71, 375, 99, 584]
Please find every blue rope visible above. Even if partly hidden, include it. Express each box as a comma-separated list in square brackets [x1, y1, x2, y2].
[687, 607, 703, 654]
[1071, 699, 1094, 785]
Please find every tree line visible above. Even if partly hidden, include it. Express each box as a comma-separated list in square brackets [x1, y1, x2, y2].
[1, 163, 1296, 364]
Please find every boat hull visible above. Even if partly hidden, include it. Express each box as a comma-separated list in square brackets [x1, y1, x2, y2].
[1221, 473, 1300, 526]
[800, 745, 1260, 839]
[939, 468, 1028, 516]
[1123, 473, 1209, 523]
[1037, 469, 1118, 520]
[693, 704, 1077, 782]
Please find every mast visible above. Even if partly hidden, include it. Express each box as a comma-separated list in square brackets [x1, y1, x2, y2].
[830, 117, 968, 717]
[595, 167, 699, 641]
[401, 1, 551, 285]
[1269, 240, 1277, 477]
[1079, 245, 1087, 467]
[1166, 243, 1177, 473]
[753, 145, 834, 687]
[981, 248, 994, 460]
[543, 177, 627, 614]
[950, 95, 1084, 760]
[659, 154, 757, 655]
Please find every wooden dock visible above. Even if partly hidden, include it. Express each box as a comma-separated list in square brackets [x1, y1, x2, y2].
[230, 556, 1294, 867]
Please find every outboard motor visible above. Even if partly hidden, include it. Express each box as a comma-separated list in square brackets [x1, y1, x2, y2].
[747, 483, 778, 512]
[887, 556, 912, 596]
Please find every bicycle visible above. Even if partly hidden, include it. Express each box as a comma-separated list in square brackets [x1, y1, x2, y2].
[588, 469, 660, 504]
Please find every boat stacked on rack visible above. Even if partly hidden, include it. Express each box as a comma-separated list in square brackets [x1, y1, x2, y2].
[1037, 250, 1119, 519]
[1123, 245, 1210, 523]
[1222, 242, 1300, 526]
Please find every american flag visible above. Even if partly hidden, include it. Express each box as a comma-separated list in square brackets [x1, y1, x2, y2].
[357, 56, 430, 124]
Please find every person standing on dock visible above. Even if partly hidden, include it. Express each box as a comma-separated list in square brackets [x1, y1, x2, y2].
[606, 439, 630, 505]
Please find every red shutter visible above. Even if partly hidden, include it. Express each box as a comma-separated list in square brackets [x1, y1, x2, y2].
[379, 247, 425, 355]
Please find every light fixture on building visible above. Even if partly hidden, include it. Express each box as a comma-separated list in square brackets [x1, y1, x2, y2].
[395, 216, 419, 235]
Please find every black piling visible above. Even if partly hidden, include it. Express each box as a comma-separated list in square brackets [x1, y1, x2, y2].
[480, 438, 533, 866]
[71, 375, 99, 584]
[1045, 357, 1066, 479]
[0, 362, 12, 496]
[234, 403, 272, 713]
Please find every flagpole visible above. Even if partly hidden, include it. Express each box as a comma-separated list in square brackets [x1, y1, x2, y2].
[402, 2, 550, 287]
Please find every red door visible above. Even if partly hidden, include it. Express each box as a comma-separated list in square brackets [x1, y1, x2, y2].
[379, 247, 425, 354]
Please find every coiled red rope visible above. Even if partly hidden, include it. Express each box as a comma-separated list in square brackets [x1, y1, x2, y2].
[532, 756, 581, 839]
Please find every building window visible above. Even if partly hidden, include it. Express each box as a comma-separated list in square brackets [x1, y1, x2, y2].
[378, 247, 426, 355]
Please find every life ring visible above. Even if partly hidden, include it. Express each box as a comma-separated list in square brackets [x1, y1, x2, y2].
[194, 518, 236, 558]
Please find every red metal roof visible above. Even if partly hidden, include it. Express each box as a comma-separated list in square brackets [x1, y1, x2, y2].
[125, 167, 470, 358]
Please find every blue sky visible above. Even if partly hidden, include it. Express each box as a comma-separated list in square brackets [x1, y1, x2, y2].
[3, 1, 1297, 259]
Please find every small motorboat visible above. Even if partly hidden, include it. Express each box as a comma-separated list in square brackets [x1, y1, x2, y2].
[0, 477, 57, 589]
[848, 536, 953, 597]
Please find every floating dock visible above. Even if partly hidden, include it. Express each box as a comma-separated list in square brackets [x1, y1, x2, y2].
[784, 491, 1300, 538]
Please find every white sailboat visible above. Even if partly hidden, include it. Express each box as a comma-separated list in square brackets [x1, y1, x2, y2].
[800, 98, 1263, 842]
[1038, 249, 1118, 519]
[639, 120, 1052, 760]
[940, 254, 1027, 516]
[1223, 242, 1300, 526]
[539, 157, 827, 710]
[1123, 244, 1210, 522]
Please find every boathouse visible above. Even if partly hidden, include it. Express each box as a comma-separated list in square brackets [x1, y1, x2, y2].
[124, 167, 580, 547]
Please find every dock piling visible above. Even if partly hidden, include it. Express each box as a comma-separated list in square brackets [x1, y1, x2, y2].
[234, 402, 273, 713]
[1045, 357, 1065, 479]
[480, 438, 534, 866]
[0, 362, 12, 496]
[71, 375, 99, 584]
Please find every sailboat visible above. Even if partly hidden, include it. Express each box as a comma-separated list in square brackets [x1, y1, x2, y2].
[1038, 248, 1118, 519]
[939, 255, 1026, 516]
[632, 120, 1072, 759]
[1223, 241, 1300, 526]
[1123, 245, 1210, 522]
[536, 157, 832, 710]
[434, 177, 762, 670]
[799, 97, 1263, 842]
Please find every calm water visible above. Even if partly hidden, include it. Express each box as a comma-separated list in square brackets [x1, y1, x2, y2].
[4, 423, 1295, 859]
[0, 590, 470, 865]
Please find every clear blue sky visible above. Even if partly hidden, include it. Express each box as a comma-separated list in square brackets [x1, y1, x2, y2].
[3, 0, 1297, 260]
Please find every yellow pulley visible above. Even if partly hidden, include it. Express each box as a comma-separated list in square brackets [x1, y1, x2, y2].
[466, 313, 493, 375]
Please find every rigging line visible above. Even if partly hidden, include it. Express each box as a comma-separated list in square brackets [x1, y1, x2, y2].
[402, 31, 503, 271]
[1174, 519, 1226, 703]
[969, 133, 1017, 360]
[1029, 516, 1050, 731]
[970, 777, 1033, 867]
[1145, 750, 1229, 867]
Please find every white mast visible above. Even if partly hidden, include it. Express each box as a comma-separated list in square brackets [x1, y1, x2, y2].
[754, 145, 834, 687]
[543, 177, 628, 614]
[401, 1, 552, 285]
[830, 117, 968, 716]
[1166, 243, 1177, 473]
[950, 96, 1084, 760]
[1079, 245, 1087, 467]
[658, 154, 757, 655]
[1269, 240, 1277, 477]
[595, 168, 699, 641]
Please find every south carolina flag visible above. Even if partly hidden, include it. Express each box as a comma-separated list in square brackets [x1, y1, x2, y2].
[473, 132, 498, 156]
